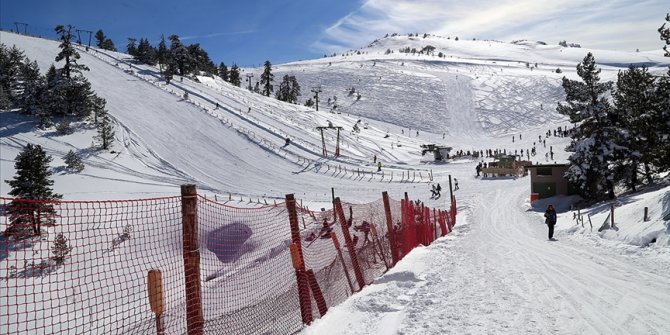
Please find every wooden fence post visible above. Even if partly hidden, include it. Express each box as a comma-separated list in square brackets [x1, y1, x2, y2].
[147, 269, 165, 335]
[306, 269, 328, 317]
[335, 198, 366, 291]
[382, 192, 399, 266]
[644, 207, 649, 221]
[286, 195, 313, 325]
[181, 184, 203, 335]
[330, 232, 355, 294]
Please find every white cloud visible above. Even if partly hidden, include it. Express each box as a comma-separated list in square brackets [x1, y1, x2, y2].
[315, 0, 669, 53]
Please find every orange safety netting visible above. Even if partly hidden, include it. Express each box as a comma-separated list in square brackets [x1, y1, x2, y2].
[0, 191, 457, 334]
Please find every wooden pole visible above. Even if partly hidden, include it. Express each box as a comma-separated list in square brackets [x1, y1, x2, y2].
[370, 224, 390, 270]
[382, 192, 399, 266]
[320, 129, 327, 157]
[330, 232, 355, 294]
[644, 207, 649, 221]
[611, 204, 615, 228]
[181, 184, 203, 335]
[335, 198, 366, 290]
[335, 128, 341, 157]
[286, 195, 313, 325]
[147, 270, 165, 335]
[332, 187, 336, 221]
[448, 175, 453, 208]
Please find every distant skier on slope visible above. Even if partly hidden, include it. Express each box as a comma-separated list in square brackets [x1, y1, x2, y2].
[544, 204, 557, 241]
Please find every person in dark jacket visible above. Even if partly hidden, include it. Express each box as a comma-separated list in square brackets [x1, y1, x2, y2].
[544, 204, 557, 240]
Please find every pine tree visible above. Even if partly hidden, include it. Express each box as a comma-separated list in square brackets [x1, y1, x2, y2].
[64, 150, 84, 172]
[101, 38, 116, 51]
[96, 110, 115, 150]
[95, 30, 106, 48]
[218, 62, 229, 81]
[229, 64, 241, 87]
[557, 53, 616, 200]
[126, 38, 138, 57]
[17, 60, 46, 115]
[261, 60, 274, 96]
[55, 25, 89, 80]
[0, 45, 27, 105]
[90, 95, 106, 126]
[135, 38, 156, 65]
[55, 118, 72, 135]
[53, 26, 97, 119]
[612, 65, 661, 187]
[659, 13, 670, 57]
[156, 35, 168, 75]
[5, 144, 62, 238]
[169, 35, 191, 76]
[653, 68, 670, 172]
[51, 233, 72, 264]
[276, 75, 301, 103]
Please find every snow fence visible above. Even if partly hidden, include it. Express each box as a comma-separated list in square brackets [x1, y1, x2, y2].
[0, 186, 457, 334]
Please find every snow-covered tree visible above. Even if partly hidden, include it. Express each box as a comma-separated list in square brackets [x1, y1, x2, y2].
[156, 35, 168, 75]
[659, 13, 670, 56]
[557, 53, 617, 200]
[612, 65, 665, 188]
[135, 38, 156, 65]
[229, 64, 241, 87]
[126, 38, 138, 57]
[169, 35, 191, 76]
[94, 30, 116, 51]
[218, 62, 229, 82]
[17, 60, 46, 115]
[276, 75, 301, 103]
[51, 233, 72, 264]
[64, 150, 84, 172]
[96, 109, 115, 150]
[55, 25, 89, 80]
[4, 144, 62, 238]
[261, 60, 274, 96]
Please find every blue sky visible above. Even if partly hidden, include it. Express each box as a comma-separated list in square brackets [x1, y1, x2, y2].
[2, 0, 668, 67]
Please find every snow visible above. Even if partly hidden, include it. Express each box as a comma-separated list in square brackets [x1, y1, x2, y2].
[1, 31, 670, 334]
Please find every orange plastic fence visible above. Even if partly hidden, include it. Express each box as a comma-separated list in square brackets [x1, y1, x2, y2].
[0, 191, 456, 334]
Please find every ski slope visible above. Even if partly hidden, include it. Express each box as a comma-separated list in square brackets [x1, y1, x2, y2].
[302, 179, 670, 335]
[1, 31, 670, 334]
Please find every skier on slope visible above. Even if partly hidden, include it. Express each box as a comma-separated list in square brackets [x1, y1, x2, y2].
[544, 204, 557, 241]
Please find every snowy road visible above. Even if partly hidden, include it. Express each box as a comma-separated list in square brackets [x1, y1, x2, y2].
[302, 180, 670, 335]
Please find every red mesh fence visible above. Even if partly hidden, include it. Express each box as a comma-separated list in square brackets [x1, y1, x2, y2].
[1, 189, 457, 334]
[0, 196, 185, 334]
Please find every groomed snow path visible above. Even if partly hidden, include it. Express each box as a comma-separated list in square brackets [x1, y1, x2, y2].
[303, 180, 670, 335]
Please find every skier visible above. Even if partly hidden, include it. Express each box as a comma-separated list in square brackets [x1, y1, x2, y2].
[377, 161, 382, 172]
[544, 204, 557, 240]
[430, 184, 438, 198]
[373, 154, 377, 163]
[435, 183, 442, 198]
[453, 179, 459, 191]
[476, 163, 482, 177]
[284, 137, 291, 147]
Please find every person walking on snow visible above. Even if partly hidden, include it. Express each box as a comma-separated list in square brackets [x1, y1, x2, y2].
[436, 183, 442, 197]
[430, 184, 438, 198]
[377, 161, 382, 172]
[373, 154, 377, 163]
[453, 178, 459, 191]
[544, 204, 557, 240]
